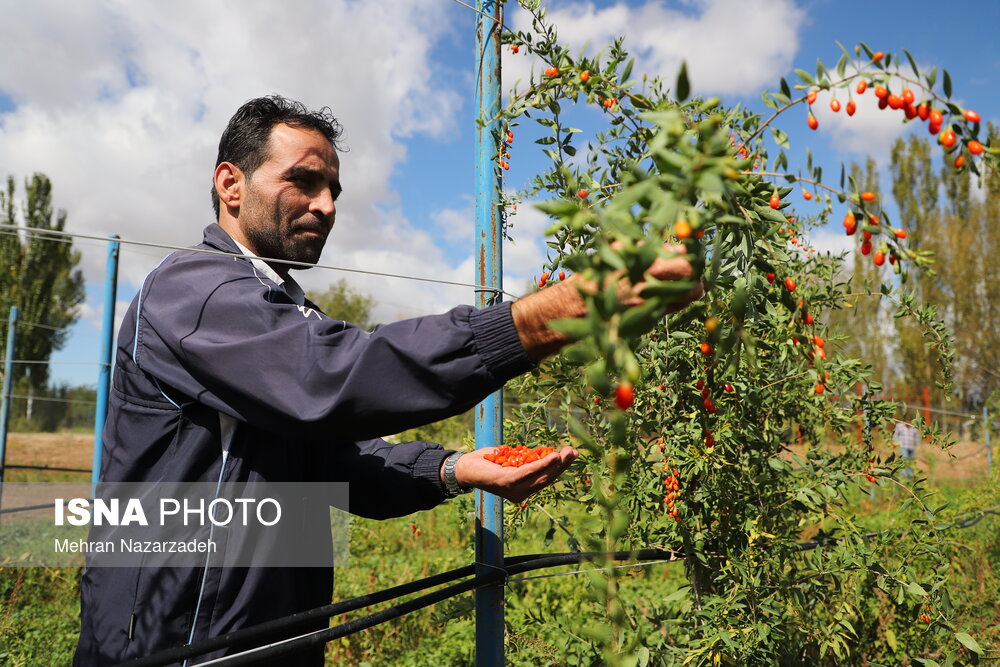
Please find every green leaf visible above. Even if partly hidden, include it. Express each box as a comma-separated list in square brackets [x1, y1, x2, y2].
[904, 48, 920, 77]
[780, 77, 791, 98]
[675, 61, 690, 102]
[943, 69, 952, 98]
[955, 632, 983, 655]
[906, 581, 928, 596]
[622, 57, 634, 82]
[794, 69, 816, 86]
[771, 127, 790, 149]
[548, 317, 591, 340]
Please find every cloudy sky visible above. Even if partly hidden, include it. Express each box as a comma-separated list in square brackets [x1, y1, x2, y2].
[1, 0, 997, 386]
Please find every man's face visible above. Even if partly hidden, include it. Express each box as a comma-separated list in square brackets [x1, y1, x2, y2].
[239, 124, 342, 268]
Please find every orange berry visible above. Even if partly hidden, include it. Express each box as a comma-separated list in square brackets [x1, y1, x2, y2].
[544, 66, 559, 77]
[807, 114, 818, 130]
[803, 190, 813, 200]
[887, 94, 902, 110]
[964, 109, 981, 123]
[784, 277, 796, 292]
[511, 45, 520, 54]
[614, 383, 635, 411]
[902, 89, 915, 105]
[968, 140, 984, 155]
[873, 250, 885, 266]
[843, 212, 856, 228]
[872, 51, 884, 63]
[674, 220, 693, 239]
[579, 70, 590, 82]
[860, 191, 876, 202]
[699, 342, 713, 356]
[538, 272, 549, 288]
[769, 193, 781, 209]
[954, 155, 965, 168]
[929, 109, 943, 125]
[856, 80, 867, 95]
[939, 130, 957, 148]
[846, 100, 856, 116]
[814, 335, 825, 348]
[577, 188, 588, 198]
[918, 103, 930, 121]
[894, 228, 907, 239]
[830, 98, 841, 112]
[874, 85, 888, 99]
[806, 89, 817, 105]
[861, 240, 872, 256]
[558, 270, 566, 280]
[815, 384, 825, 394]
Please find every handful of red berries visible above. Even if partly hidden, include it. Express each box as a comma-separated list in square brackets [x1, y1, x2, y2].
[485, 445, 555, 467]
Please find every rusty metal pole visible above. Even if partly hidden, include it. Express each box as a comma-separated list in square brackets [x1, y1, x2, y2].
[474, 1, 504, 665]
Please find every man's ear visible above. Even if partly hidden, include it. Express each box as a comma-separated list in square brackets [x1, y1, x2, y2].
[214, 162, 244, 211]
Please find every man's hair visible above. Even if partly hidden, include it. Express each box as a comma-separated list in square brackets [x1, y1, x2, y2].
[212, 95, 344, 218]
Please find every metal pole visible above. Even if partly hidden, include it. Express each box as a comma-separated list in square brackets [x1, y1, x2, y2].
[0, 306, 19, 511]
[92, 236, 119, 496]
[474, 1, 504, 665]
[984, 403, 992, 477]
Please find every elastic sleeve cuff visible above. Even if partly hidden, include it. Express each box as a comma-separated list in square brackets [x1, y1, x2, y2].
[469, 301, 536, 385]
[413, 446, 454, 497]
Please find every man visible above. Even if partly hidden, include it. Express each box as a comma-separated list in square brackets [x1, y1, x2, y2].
[893, 418, 920, 477]
[74, 95, 700, 665]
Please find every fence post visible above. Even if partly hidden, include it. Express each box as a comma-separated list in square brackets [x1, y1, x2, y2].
[473, 1, 505, 665]
[92, 236, 120, 497]
[0, 306, 19, 511]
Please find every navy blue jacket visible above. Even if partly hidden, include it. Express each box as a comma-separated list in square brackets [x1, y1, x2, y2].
[74, 224, 533, 665]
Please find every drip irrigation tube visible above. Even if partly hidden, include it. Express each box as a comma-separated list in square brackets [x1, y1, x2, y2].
[119, 550, 681, 667]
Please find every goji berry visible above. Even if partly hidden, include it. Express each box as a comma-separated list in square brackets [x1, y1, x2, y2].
[579, 70, 590, 82]
[830, 98, 840, 113]
[968, 140, 984, 155]
[615, 383, 634, 410]
[964, 109, 980, 123]
[846, 100, 856, 116]
[769, 193, 781, 209]
[785, 277, 796, 292]
[807, 114, 818, 130]
[856, 80, 867, 94]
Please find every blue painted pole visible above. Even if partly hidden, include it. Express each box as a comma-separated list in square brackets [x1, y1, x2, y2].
[474, 1, 504, 665]
[92, 236, 119, 497]
[0, 306, 18, 511]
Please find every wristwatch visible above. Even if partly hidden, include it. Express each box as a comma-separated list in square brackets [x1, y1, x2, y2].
[442, 452, 470, 496]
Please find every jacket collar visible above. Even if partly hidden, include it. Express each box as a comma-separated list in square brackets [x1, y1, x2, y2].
[201, 223, 241, 254]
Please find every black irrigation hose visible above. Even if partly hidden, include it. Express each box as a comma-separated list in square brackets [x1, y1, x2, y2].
[120, 550, 681, 667]
[4, 464, 92, 473]
[119, 551, 562, 667]
[0, 502, 54, 515]
[191, 550, 683, 667]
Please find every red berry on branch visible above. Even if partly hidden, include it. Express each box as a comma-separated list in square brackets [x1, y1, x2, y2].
[807, 114, 818, 130]
[874, 85, 888, 99]
[861, 241, 872, 256]
[954, 155, 965, 168]
[579, 70, 590, 82]
[856, 80, 867, 95]
[785, 277, 796, 292]
[968, 140, 984, 155]
[544, 67, 559, 77]
[964, 109, 981, 123]
[814, 384, 825, 395]
[939, 130, 957, 148]
[766, 272, 775, 283]
[873, 251, 885, 266]
[894, 228, 907, 239]
[902, 89, 915, 105]
[769, 193, 781, 209]
[538, 272, 549, 288]
[861, 191, 876, 202]
[846, 100, 856, 116]
[699, 342, 713, 356]
[615, 383, 634, 410]
[577, 189, 588, 198]
[872, 51, 884, 63]
[558, 270, 566, 280]
[830, 98, 841, 112]
[806, 89, 817, 105]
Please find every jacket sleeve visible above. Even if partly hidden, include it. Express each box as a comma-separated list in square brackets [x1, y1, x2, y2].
[328, 438, 454, 519]
[130, 252, 533, 441]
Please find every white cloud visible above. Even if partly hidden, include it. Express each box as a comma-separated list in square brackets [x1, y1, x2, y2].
[506, 0, 805, 96]
[0, 0, 463, 291]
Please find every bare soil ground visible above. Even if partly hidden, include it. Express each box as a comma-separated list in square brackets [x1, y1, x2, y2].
[5, 433, 93, 470]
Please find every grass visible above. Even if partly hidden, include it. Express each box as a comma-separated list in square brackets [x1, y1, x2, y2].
[1, 461, 997, 665]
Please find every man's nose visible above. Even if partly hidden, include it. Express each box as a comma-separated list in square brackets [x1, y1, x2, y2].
[311, 188, 336, 222]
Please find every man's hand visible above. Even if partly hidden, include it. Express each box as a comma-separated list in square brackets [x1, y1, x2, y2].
[451, 446, 579, 504]
[511, 243, 703, 361]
